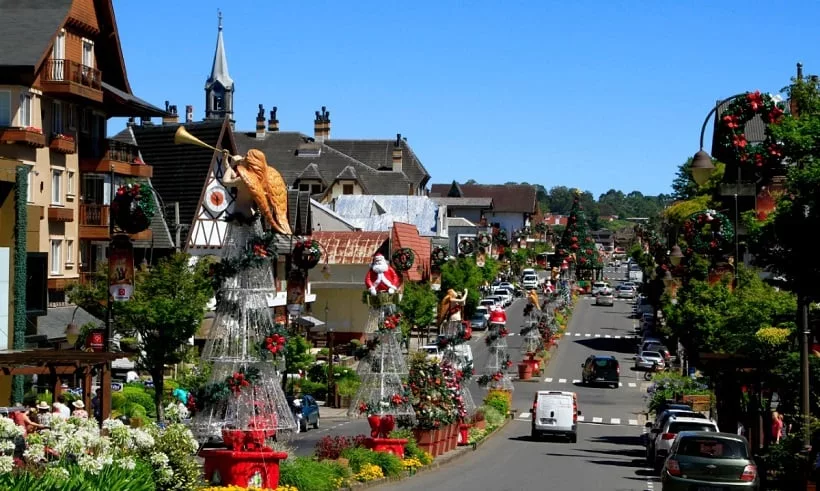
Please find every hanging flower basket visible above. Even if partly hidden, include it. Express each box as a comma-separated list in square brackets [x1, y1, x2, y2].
[457, 238, 475, 256]
[293, 239, 322, 270]
[377, 313, 402, 333]
[682, 209, 734, 255]
[391, 248, 415, 272]
[431, 246, 449, 268]
[110, 182, 155, 234]
[718, 91, 786, 168]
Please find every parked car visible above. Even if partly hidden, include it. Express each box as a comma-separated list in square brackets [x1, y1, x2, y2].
[581, 355, 619, 388]
[635, 351, 665, 370]
[420, 345, 442, 363]
[661, 432, 758, 490]
[522, 274, 539, 289]
[484, 296, 504, 309]
[493, 288, 513, 306]
[650, 416, 720, 471]
[645, 343, 671, 362]
[470, 313, 488, 331]
[475, 306, 490, 320]
[479, 299, 497, 311]
[521, 268, 536, 280]
[530, 391, 580, 442]
[595, 289, 615, 306]
[645, 409, 709, 454]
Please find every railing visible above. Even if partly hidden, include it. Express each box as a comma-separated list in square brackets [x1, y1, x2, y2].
[79, 204, 109, 226]
[80, 138, 138, 162]
[42, 59, 102, 90]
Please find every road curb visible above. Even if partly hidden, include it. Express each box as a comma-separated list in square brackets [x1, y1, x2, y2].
[349, 419, 511, 490]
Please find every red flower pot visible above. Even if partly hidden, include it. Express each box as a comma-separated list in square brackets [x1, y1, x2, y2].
[518, 362, 533, 380]
[367, 415, 381, 438]
[458, 423, 471, 446]
[379, 415, 395, 438]
[222, 429, 245, 450]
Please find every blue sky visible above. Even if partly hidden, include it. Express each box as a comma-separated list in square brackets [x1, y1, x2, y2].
[112, 0, 820, 198]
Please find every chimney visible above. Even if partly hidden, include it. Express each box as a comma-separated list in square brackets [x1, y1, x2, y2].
[268, 107, 279, 132]
[314, 106, 330, 142]
[126, 116, 136, 128]
[791, 63, 804, 117]
[185, 105, 194, 123]
[162, 101, 179, 125]
[255, 104, 266, 139]
[392, 133, 403, 173]
[139, 116, 153, 127]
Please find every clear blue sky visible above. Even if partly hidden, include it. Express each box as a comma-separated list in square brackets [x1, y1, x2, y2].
[112, 0, 820, 199]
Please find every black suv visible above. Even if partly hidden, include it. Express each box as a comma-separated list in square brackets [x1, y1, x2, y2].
[581, 355, 620, 388]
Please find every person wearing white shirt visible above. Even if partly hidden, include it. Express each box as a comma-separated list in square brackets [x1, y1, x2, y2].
[53, 394, 71, 419]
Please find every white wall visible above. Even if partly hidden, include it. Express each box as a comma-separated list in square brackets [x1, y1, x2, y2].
[485, 211, 527, 238]
[0, 247, 9, 350]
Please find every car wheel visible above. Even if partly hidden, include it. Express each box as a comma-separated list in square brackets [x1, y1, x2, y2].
[300, 418, 308, 432]
[568, 433, 577, 444]
[530, 429, 539, 440]
[313, 416, 319, 429]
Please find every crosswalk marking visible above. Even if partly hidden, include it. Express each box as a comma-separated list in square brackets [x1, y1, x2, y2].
[595, 334, 601, 337]
[537, 378, 642, 389]
[610, 418, 621, 425]
[628, 419, 639, 426]
[592, 417, 603, 423]
[577, 415, 585, 422]
[558, 378, 567, 383]
[618, 382, 623, 387]
[572, 379, 581, 384]
[574, 333, 581, 337]
[585, 333, 591, 337]
[628, 382, 637, 388]
[615, 335, 621, 339]
[524, 416, 640, 426]
[544, 377, 553, 383]
[519, 412, 531, 419]
[564, 332, 573, 336]
[605, 335, 611, 338]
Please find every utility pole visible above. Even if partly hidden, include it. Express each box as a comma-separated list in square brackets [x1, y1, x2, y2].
[173, 202, 181, 250]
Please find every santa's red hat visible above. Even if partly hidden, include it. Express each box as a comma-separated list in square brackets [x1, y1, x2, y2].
[489, 309, 506, 325]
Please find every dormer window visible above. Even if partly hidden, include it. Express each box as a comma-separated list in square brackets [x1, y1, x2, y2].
[342, 184, 354, 195]
[297, 143, 321, 158]
[298, 182, 323, 194]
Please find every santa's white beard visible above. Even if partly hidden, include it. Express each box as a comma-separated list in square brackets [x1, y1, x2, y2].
[372, 260, 389, 274]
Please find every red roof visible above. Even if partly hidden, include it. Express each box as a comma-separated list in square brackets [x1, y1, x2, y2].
[391, 222, 431, 282]
[543, 215, 568, 226]
[310, 231, 389, 265]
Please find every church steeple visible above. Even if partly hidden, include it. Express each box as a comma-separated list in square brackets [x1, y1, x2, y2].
[205, 10, 234, 124]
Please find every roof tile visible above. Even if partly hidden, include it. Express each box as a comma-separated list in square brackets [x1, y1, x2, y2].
[310, 231, 389, 265]
[429, 183, 537, 213]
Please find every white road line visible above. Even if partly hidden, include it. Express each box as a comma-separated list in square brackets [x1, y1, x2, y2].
[618, 382, 623, 387]
[592, 417, 603, 423]
[544, 377, 553, 383]
[574, 333, 581, 337]
[564, 332, 572, 336]
[595, 334, 601, 338]
[585, 333, 591, 337]
[519, 412, 531, 419]
[558, 378, 567, 384]
[577, 415, 585, 422]
[605, 335, 611, 338]
[628, 382, 637, 388]
[572, 379, 581, 384]
[615, 335, 621, 339]
[629, 419, 639, 426]
[610, 418, 621, 425]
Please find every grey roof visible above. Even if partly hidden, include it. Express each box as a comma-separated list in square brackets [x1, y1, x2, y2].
[296, 163, 324, 183]
[102, 82, 169, 117]
[431, 197, 493, 208]
[205, 14, 233, 90]
[446, 216, 476, 227]
[311, 199, 357, 229]
[38, 306, 102, 341]
[133, 179, 176, 250]
[335, 165, 359, 181]
[332, 195, 441, 237]
[111, 127, 138, 146]
[234, 131, 430, 196]
[0, 0, 71, 67]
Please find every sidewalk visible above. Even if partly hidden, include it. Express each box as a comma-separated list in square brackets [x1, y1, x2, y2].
[319, 400, 352, 419]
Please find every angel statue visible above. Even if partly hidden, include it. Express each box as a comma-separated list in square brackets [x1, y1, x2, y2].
[437, 288, 469, 328]
[222, 149, 292, 235]
[527, 289, 541, 311]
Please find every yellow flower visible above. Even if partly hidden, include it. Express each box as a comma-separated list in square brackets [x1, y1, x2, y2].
[418, 451, 434, 465]
[354, 463, 385, 482]
[402, 457, 423, 470]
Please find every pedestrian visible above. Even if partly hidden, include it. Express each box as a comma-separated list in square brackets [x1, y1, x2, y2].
[91, 388, 102, 422]
[53, 394, 71, 419]
[35, 401, 52, 428]
[71, 400, 88, 419]
[772, 411, 785, 443]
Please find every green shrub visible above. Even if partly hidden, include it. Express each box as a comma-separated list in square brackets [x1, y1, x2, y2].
[111, 391, 126, 410]
[483, 392, 509, 416]
[122, 387, 156, 417]
[296, 379, 327, 401]
[340, 447, 377, 472]
[369, 450, 403, 476]
[0, 462, 156, 491]
[279, 457, 349, 491]
[482, 406, 504, 427]
[307, 363, 328, 384]
[146, 423, 203, 491]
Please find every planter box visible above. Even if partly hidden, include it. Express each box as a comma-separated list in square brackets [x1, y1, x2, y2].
[49, 136, 76, 154]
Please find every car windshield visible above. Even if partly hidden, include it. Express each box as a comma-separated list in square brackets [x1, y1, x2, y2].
[677, 437, 748, 459]
[669, 422, 716, 433]
[471, 315, 485, 321]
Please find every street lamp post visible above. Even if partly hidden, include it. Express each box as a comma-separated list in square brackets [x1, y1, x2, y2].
[325, 301, 335, 407]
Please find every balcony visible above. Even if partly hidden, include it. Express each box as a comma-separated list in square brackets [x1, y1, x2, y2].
[40, 59, 103, 103]
[79, 139, 153, 178]
[719, 182, 757, 197]
[0, 127, 46, 148]
[48, 206, 74, 222]
[49, 133, 76, 154]
[79, 203, 152, 241]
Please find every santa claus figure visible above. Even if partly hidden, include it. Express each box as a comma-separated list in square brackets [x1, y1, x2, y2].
[365, 253, 402, 296]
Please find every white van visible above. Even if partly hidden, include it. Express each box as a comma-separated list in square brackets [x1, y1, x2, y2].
[531, 391, 580, 442]
[521, 268, 536, 281]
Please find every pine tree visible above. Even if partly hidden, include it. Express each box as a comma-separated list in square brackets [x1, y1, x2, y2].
[555, 190, 601, 279]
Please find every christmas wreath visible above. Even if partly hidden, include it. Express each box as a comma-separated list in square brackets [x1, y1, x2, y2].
[377, 313, 402, 333]
[484, 327, 509, 346]
[457, 238, 475, 255]
[431, 246, 449, 268]
[719, 91, 785, 168]
[293, 239, 322, 270]
[476, 371, 506, 388]
[493, 229, 509, 246]
[391, 248, 415, 272]
[110, 182, 156, 234]
[355, 392, 410, 416]
[682, 209, 734, 255]
[259, 324, 288, 360]
[476, 232, 492, 248]
[211, 230, 279, 289]
[193, 366, 261, 411]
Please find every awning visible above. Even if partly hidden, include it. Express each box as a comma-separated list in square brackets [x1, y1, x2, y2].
[102, 82, 170, 118]
[293, 316, 326, 328]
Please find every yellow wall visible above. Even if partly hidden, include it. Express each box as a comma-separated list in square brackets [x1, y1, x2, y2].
[312, 288, 370, 334]
[325, 180, 363, 203]
[0, 157, 19, 404]
[0, 85, 80, 280]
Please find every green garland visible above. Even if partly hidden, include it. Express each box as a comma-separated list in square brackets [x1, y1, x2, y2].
[211, 230, 279, 289]
[293, 239, 322, 270]
[719, 91, 785, 168]
[682, 209, 734, 255]
[493, 229, 509, 246]
[111, 181, 156, 234]
[12, 166, 28, 403]
[391, 248, 415, 272]
[431, 246, 449, 268]
[193, 366, 261, 411]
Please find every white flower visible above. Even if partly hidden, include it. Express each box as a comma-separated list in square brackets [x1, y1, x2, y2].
[116, 457, 136, 471]
[0, 440, 15, 453]
[23, 443, 45, 462]
[0, 456, 13, 474]
[131, 429, 155, 450]
[77, 454, 105, 475]
[149, 452, 169, 467]
[45, 467, 70, 480]
[0, 417, 24, 439]
[103, 419, 125, 431]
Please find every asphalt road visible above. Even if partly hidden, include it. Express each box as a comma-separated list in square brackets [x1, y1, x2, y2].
[383, 267, 663, 491]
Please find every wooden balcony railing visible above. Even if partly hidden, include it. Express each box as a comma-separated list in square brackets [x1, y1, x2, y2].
[79, 139, 152, 177]
[40, 59, 102, 102]
[79, 204, 109, 227]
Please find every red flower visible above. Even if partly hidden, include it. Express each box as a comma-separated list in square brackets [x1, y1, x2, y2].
[732, 134, 747, 148]
[722, 114, 739, 129]
[747, 91, 763, 111]
[768, 106, 784, 123]
[266, 337, 273, 344]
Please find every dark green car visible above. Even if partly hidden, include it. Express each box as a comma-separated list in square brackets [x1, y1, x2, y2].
[661, 431, 759, 491]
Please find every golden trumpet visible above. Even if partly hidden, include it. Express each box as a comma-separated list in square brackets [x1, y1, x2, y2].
[174, 126, 231, 157]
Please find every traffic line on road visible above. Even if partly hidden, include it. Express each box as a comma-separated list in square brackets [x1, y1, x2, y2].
[544, 377, 553, 382]
[558, 378, 567, 383]
[563, 332, 639, 339]
[518, 412, 531, 420]
[540, 378, 643, 389]
[571, 379, 581, 384]
[585, 333, 591, 337]
[629, 419, 639, 426]
[628, 382, 637, 388]
[524, 416, 640, 426]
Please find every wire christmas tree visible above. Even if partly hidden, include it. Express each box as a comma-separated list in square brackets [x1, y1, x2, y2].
[477, 311, 513, 391]
[555, 190, 602, 280]
[191, 221, 297, 444]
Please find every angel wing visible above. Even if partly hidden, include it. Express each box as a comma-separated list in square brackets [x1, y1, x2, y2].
[264, 166, 292, 235]
[437, 294, 451, 327]
[528, 290, 541, 310]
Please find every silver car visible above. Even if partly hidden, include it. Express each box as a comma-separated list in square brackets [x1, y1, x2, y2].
[615, 284, 635, 299]
[635, 351, 665, 370]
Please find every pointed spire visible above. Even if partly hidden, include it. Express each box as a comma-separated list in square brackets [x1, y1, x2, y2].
[206, 9, 233, 90]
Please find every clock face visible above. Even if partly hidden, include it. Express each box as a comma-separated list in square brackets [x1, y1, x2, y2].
[204, 184, 230, 215]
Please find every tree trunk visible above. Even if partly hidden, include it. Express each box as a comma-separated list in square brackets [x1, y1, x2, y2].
[153, 367, 165, 422]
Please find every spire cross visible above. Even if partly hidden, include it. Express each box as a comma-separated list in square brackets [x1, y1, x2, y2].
[218, 9, 223, 30]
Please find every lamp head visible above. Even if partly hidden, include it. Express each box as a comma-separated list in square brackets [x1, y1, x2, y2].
[691, 150, 716, 186]
[669, 245, 684, 267]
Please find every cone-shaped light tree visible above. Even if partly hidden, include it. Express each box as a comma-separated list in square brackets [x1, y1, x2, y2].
[555, 190, 602, 280]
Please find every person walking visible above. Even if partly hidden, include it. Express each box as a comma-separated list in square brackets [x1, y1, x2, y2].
[772, 411, 785, 443]
[71, 400, 88, 419]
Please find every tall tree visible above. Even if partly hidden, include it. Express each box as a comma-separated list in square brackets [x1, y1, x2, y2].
[670, 158, 699, 201]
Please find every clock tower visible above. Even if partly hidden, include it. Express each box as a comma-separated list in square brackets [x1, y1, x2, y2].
[204, 10, 234, 125]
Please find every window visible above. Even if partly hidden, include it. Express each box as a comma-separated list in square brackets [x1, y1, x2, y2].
[51, 101, 62, 135]
[80, 108, 90, 133]
[67, 104, 75, 129]
[214, 95, 224, 111]
[311, 184, 322, 194]
[50, 239, 62, 275]
[0, 91, 9, 127]
[298, 183, 310, 192]
[52, 29, 65, 80]
[66, 171, 75, 198]
[65, 240, 74, 266]
[51, 169, 62, 205]
[342, 184, 354, 195]
[25, 164, 34, 203]
[81, 38, 94, 68]
[19, 93, 32, 127]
